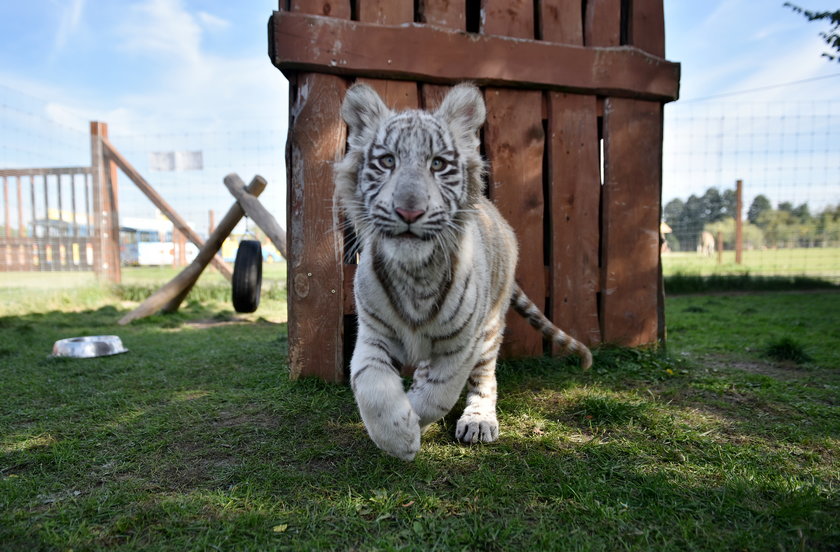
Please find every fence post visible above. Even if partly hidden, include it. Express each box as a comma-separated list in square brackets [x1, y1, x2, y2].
[90, 122, 121, 283]
[735, 179, 743, 265]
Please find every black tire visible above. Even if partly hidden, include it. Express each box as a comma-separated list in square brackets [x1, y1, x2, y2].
[232, 240, 262, 313]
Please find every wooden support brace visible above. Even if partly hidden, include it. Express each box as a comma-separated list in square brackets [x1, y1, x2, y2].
[118, 175, 266, 325]
[223, 173, 287, 260]
[100, 136, 233, 281]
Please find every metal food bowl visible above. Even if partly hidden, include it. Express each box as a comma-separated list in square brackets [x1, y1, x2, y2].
[51, 335, 128, 359]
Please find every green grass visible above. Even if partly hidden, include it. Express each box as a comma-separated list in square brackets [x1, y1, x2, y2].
[662, 247, 840, 280]
[1, 274, 838, 551]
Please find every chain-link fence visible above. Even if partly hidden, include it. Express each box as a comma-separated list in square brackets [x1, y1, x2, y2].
[662, 99, 840, 283]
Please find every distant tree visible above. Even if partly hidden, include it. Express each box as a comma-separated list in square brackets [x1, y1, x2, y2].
[748, 195, 773, 225]
[701, 188, 727, 223]
[722, 188, 738, 219]
[778, 201, 794, 213]
[663, 198, 685, 226]
[816, 204, 840, 246]
[784, 3, 840, 62]
[792, 202, 812, 223]
[758, 209, 796, 247]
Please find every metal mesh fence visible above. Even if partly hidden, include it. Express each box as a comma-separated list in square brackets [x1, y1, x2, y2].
[2, 82, 838, 283]
[662, 99, 840, 283]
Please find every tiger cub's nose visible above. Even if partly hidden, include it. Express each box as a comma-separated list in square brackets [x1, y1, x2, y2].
[395, 208, 425, 224]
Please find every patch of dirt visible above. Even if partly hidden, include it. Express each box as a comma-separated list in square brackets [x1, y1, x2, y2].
[703, 354, 812, 382]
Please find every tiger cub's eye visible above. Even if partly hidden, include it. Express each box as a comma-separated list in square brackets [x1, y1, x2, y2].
[379, 154, 396, 169]
[430, 157, 446, 171]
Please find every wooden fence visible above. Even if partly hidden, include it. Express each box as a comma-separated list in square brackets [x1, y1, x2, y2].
[0, 167, 94, 272]
[270, 0, 680, 382]
[0, 123, 122, 281]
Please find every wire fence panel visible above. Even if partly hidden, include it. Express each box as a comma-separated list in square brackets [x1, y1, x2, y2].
[663, 100, 840, 283]
[2, 82, 838, 284]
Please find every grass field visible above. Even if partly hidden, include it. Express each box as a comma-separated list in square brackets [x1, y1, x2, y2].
[663, 247, 840, 282]
[0, 274, 838, 550]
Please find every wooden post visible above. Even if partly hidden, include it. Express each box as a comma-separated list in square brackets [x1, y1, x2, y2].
[283, 1, 350, 382]
[208, 209, 216, 235]
[735, 179, 743, 264]
[90, 122, 121, 283]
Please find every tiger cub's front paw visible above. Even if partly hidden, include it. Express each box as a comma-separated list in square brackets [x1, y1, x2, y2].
[364, 407, 421, 461]
[455, 411, 499, 444]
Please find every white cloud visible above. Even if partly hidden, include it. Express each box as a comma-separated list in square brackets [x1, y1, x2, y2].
[118, 0, 202, 62]
[52, 0, 86, 55]
[197, 11, 231, 32]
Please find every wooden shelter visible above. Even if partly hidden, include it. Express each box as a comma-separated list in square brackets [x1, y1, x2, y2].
[268, 0, 680, 382]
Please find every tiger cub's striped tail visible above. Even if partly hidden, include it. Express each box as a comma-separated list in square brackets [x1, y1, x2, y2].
[510, 285, 593, 370]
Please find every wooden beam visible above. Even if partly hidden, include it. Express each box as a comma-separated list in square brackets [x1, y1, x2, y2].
[223, 173, 287, 259]
[100, 135, 233, 281]
[119, 176, 266, 325]
[269, 11, 680, 102]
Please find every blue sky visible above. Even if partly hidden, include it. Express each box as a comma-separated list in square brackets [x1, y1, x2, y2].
[0, 0, 837, 228]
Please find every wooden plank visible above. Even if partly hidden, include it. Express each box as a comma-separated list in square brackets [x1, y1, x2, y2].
[628, 0, 665, 57]
[356, 0, 417, 111]
[584, 0, 620, 47]
[287, 72, 347, 382]
[355, 79, 418, 111]
[223, 173, 287, 259]
[484, 88, 546, 358]
[546, 92, 601, 347]
[418, 0, 464, 111]
[481, 1, 544, 358]
[418, 0, 464, 28]
[269, 11, 681, 102]
[358, 0, 413, 24]
[482, 0, 533, 38]
[600, 97, 663, 346]
[100, 135, 232, 281]
[540, 0, 583, 44]
[120, 177, 266, 324]
[0, 167, 91, 177]
[288, 0, 350, 18]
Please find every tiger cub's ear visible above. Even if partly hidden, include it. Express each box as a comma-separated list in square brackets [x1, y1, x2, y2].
[341, 84, 390, 148]
[435, 83, 486, 140]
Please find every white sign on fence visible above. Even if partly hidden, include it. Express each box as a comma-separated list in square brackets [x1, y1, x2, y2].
[148, 151, 204, 172]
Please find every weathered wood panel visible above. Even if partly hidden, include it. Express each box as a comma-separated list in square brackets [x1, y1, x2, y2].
[584, 0, 620, 47]
[600, 97, 663, 346]
[418, 0, 465, 28]
[628, 0, 665, 57]
[546, 92, 602, 347]
[269, 11, 681, 102]
[540, 0, 583, 44]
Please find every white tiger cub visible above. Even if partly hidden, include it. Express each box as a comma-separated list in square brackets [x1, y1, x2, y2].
[335, 83, 592, 460]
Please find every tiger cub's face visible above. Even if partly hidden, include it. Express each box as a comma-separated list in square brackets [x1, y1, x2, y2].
[336, 84, 487, 251]
[361, 112, 464, 242]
